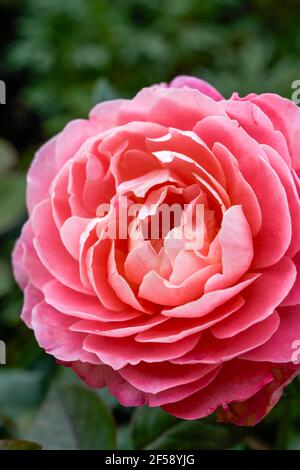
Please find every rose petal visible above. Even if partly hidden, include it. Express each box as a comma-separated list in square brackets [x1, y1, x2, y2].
[170, 75, 224, 101]
[163, 360, 274, 419]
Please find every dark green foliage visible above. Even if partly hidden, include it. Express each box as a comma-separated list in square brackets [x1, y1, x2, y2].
[6, 0, 300, 134]
[1, 0, 300, 450]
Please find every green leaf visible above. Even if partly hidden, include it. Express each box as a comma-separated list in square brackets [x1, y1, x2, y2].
[0, 439, 41, 450]
[0, 173, 26, 234]
[27, 383, 116, 450]
[132, 407, 179, 450]
[0, 370, 45, 436]
[117, 425, 134, 450]
[132, 407, 243, 450]
[96, 387, 119, 409]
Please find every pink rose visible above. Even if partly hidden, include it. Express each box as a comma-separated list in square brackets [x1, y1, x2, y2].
[13, 75, 300, 425]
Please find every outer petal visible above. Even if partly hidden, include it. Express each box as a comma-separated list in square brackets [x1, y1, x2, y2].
[82, 332, 201, 370]
[31, 301, 99, 364]
[219, 367, 298, 426]
[223, 99, 291, 167]
[26, 136, 58, 214]
[31, 200, 92, 294]
[172, 311, 280, 365]
[21, 283, 43, 328]
[13, 221, 52, 290]
[118, 86, 226, 130]
[163, 360, 274, 420]
[43, 280, 139, 322]
[247, 93, 300, 170]
[12, 237, 29, 290]
[283, 251, 300, 306]
[241, 304, 300, 363]
[212, 257, 296, 338]
[119, 362, 219, 394]
[55, 119, 98, 169]
[169, 75, 224, 101]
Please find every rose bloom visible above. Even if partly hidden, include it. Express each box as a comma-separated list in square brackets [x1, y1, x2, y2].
[13, 76, 300, 425]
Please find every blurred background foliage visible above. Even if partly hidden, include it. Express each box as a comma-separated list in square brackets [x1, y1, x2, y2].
[0, 0, 300, 450]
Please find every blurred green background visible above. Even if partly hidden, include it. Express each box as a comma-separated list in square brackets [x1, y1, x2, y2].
[1, 0, 300, 450]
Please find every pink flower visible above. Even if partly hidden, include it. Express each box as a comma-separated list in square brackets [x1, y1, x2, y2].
[12, 75, 300, 425]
